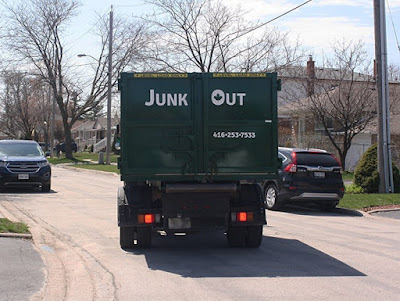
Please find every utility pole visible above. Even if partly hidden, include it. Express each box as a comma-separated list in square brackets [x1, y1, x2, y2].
[50, 84, 55, 158]
[106, 5, 113, 165]
[374, 0, 394, 192]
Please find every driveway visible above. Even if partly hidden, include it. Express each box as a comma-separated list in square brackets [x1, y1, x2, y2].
[0, 166, 399, 300]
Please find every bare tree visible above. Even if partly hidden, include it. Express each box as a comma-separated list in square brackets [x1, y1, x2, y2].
[1, 0, 80, 158]
[76, 13, 149, 121]
[142, 0, 304, 72]
[289, 41, 377, 169]
[2, 0, 149, 158]
[388, 63, 400, 81]
[0, 72, 50, 140]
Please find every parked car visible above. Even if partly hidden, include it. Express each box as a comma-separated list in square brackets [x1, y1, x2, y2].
[55, 141, 78, 154]
[38, 142, 51, 157]
[0, 140, 51, 192]
[264, 147, 344, 210]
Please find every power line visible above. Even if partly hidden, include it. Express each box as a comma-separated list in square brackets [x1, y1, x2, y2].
[250, 0, 313, 34]
[386, 0, 400, 53]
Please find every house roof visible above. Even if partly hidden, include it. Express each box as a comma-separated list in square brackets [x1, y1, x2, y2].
[279, 83, 400, 135]
[71, 117, 120, 133]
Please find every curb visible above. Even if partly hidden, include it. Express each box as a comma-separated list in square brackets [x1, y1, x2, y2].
[366, 208, 400, 214]
[0, 232, 32, 239]
[55, 164, 120, 177]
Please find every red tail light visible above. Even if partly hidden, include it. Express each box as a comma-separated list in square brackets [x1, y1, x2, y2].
[330, 154, 343, 174]
[138, 214, 155, 224]
[232, 212, 254, 222]
[284, 151, 297, 172]
[238, 212, 247, 222]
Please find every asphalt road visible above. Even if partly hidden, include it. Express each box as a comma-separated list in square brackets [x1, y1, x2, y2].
[0, 166, 399, 300]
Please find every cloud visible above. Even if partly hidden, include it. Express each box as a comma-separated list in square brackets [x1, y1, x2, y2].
[222, 0, 299, 19]
[282, 16, 374, 51]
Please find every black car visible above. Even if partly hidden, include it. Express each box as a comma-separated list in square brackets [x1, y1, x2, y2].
[0, 140, 51, 192]
[55, 141, 78, 153]
[264, 147, 344, 210]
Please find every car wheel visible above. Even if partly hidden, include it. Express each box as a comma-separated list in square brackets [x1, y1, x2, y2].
[42, 183, 51, 192]
[264, 184, 282, 210]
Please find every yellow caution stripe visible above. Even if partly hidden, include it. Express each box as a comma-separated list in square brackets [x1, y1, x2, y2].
[213, 73, 266, 78]
[134, 73, 188, 78]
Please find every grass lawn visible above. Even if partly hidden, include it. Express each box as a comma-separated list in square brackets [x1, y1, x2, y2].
[48, 152, 119, 165]
[340, 193, 400, 210]
[342, 171, 354, 182]
[73, 164, 119, 174]
[0, 218, 30, 234]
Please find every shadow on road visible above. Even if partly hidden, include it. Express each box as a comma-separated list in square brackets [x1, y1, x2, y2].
[0, 187, 57, 194]
[125, 231, 365, 278]
[279, 204, 363, 217]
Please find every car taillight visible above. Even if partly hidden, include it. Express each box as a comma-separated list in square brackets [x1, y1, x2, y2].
[330, 154, 343, 174]
[284, 151, 297, 172]
[284, 163, 297, 172]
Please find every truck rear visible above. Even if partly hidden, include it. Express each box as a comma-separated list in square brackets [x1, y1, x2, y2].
[117, 72, 280, 248]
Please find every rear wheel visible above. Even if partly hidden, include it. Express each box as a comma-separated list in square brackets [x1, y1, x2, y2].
[264, 184, 282, 210]
[135, 226, 152, 248]
[120, 226, 135, 249]
[227, 226, 247, 247]
[246, 225, 263, 248]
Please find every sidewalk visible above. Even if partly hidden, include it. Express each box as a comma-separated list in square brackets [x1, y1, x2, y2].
[0, 207, 45, 300]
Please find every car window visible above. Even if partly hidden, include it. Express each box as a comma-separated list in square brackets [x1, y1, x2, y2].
[278, 152, 289, 167]
[296, 152, 339, 167]
[0, 143, 44, 157]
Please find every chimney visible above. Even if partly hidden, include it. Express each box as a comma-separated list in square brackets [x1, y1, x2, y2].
[307, 55, 315, 96]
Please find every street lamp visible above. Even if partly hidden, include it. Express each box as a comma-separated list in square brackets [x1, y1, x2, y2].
[77, 6, 113, 165]
[77, 53, 98, 61]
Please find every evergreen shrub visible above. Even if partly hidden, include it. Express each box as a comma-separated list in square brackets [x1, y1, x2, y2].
[354, 144, 400, 193]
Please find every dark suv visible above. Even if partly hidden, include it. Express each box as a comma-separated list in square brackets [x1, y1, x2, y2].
[264, 147, 344, 210]
[0, 140, 51, 192]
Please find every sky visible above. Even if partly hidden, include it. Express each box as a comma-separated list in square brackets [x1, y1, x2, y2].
[67, 0, 400, 68]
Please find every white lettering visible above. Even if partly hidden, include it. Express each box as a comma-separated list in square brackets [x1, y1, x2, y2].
[226, 93, 235, 106]
[211, 89, 246, 106]
[156, 93, 166, 106]
[237, 93, 246, 106]
[167, 94, 177, 106]
[178, 93, 188, 106]
[145, 89, 155, 106]
[145, 89, 189, 106]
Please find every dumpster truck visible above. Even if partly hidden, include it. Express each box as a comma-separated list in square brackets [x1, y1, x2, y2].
[117, 72, 280, 248]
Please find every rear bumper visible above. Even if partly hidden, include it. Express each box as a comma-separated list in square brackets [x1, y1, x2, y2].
[290, 192, 343, 201]
[279, 187, 344, 203]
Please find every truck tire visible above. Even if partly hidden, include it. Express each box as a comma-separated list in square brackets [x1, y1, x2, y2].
[246, 225, 263, 248]
[120, 227, 135, 249]
[264, 183, 282, 210]
[227, 226, 247, 247]
[136, 226, 152, 248]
